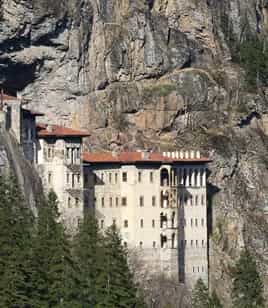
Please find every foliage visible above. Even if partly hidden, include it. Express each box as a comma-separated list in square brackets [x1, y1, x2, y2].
[0, 181, 145, 307]
[192, 279, 223, 308]
[0, 176, 34, 307]
[97, 224, 139, 308]
[238, 37, 268, 90]
[192, 278, 210, 308]
[232, 250, 265, 308]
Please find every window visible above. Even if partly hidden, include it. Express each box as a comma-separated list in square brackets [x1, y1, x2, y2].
[101, 173, 104, 182]
[101, 197, 105, 207]
[124, 220, 128, 228]
[197, 266, 200, 273]
[189, 169, 192, 186]
[122, 172, 127, 182]
[116, 197, 119, 207]
[201, 218, 204, 226]
[140, 219, 143, 228]
[75, 198, 79, 207]
[110, 197, 113, 207]
[109, 173, 112, 184]
[193, 267, 195, 273]
[150, 172, 154, 183]
[202, 240, 205, 246]
[100, 220, 104, 229]
[139, 196, 144, 207]
[196, 240, 198, 247]
[195, 218, 198, 227]
[153, 241, 156, 248]
[66, 173, 70, 184]
[139, 241, 143, 248]
[190, 196, 193, 206]
[152, 196, 156, 207]
[122, 197, 127, 206]
[194, 170, 198, 186]
[195, 195, 198, 206]
[191, 240, 193, 247]
[138, 171, 142, 183]
[48, 172, 52, 184]
[72, 174, 75, 188]
[77, 173, 80, 184]
[68, 197, 71, 208]
[184, 240, 187, 247]
[112, 219, 116, 225]
[191, 218, 193, 227]
[201, 195, 205, 205]
[123, 242, 127, 248]
[152, 219, 155, 228]
[115, 173, 118, 183]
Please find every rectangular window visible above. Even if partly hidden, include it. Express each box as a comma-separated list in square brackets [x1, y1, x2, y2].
[140, 219, 143, 228]
[68, 197, 71, 208]
[72, 174, 75, 188]
[122, 197, 127, 206]
[109, 173, 112, 184]
[150, 172, 154, 183]
[191, 218, 193, 227]
[152, 196, 156, 207]
[122, 172, 127, 182]
[196, 240, 198, 247]
[153, 241, 156, 248]
[101, 173, 104, 182]
[66, 173, 70, 184]
[112, 219, 116, 225]
[201, 195, 205, 205]
[48, 172, 52, 184]
[101, 197, 105, 208]
[77, 173, 80, 184]
[116, 197, 119, 207]
[195, 195, 198, 206]
[152, 220, 155, 228]
[138, 171, 142, 183]
[201, 218, 204, 226]
[124, 220, 128, 228]
[139, 196, 144, 207]
[75, 198, 79, 207]
[115, 173, 118, 183]
[195, 218, 198, 227]
[109, 197, 113, 207]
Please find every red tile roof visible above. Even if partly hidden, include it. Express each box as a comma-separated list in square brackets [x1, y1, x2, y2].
[37, 123, 90, 138]
[83, 151, 211, 164]
[1, 93, 19, 101]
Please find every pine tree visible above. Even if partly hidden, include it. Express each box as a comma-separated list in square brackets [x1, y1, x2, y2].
[30, 190, 80, 307]
[96, 224, 138, 308]
[209, 290, 223, 308]
[192, 278, 210, 308]
[0, 175, 34, 308]
[73, 210, 105, 306]
[232, 250, 264, 308]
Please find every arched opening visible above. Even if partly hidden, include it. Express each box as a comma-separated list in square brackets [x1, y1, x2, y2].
[160, 168, 169, 186]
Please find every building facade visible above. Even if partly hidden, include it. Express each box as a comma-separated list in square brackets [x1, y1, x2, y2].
[83, 151, 210, 287]
[36, 124, 89, 230]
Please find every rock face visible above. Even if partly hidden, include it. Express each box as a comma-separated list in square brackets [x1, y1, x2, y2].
[0, 0, 268, 306]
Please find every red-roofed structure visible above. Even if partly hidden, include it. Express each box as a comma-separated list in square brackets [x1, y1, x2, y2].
[37, 123, 90, 138]
[83, 151, 211, 164]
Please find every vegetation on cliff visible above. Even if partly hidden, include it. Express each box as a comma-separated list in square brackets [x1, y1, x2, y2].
[0, 176, 141, 307]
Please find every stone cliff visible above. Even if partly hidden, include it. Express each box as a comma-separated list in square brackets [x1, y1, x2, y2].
[0, 0, 268, 306]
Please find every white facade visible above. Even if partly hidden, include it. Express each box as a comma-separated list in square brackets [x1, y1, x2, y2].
[37, 137, 84, 231]
[84, 155, 209, 287]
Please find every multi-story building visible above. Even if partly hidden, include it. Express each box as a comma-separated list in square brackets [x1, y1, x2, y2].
[36, 123, 89, 230]
[83, 150, 211, 287]
[1, 91, 43, 163]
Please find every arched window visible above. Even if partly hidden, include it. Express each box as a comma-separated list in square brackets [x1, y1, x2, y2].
[160, 168, 169, 186]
